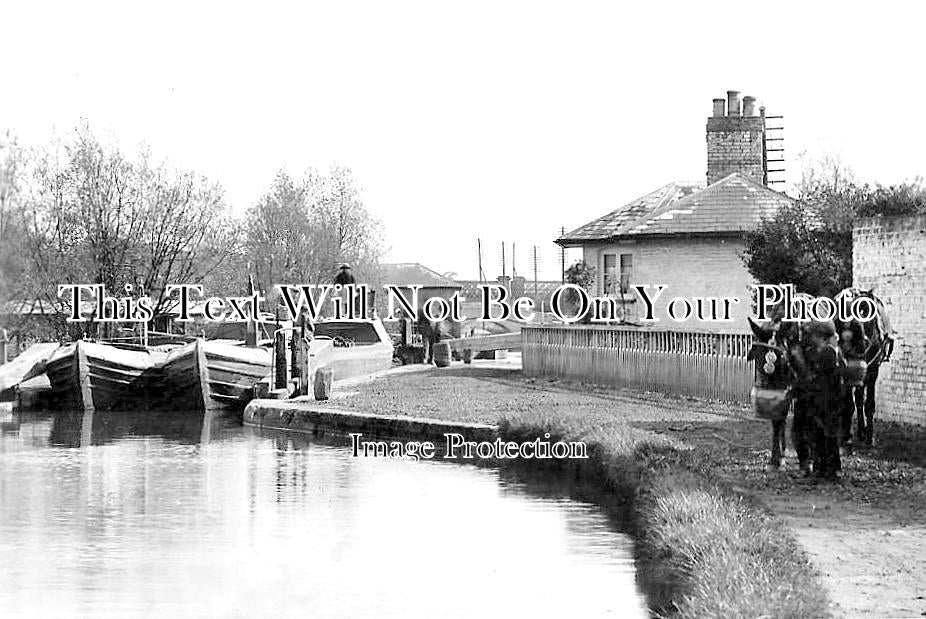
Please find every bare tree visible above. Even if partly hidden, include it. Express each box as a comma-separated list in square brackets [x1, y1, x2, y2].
[134, 151, 238, 314]
[0, 131, 25, 301]
[17, 125, 236, 322]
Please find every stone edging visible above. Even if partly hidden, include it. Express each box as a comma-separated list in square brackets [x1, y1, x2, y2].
[243, 399, 499, 443]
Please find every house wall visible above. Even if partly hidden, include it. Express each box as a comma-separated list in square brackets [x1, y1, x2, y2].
[581, 236, 754, 332]
[853, 215, 926, 426]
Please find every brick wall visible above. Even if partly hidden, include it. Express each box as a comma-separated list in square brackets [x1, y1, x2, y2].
[854, 215, 926, 426]
[583, 236, 753, 332]
[706, 116, 765, 186]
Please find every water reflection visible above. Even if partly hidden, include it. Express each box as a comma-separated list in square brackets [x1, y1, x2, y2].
[43, 409, 240, 448]
[0, 410, 648, 618]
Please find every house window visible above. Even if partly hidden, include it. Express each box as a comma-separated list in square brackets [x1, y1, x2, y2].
[619, 254, 633, 294]
[603, 254, 617, 294]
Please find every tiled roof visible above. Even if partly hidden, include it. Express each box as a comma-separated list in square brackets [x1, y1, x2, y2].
[557, 173, 794, 245]
[379, 263, 460, 287]
[558, 181, 702, 244]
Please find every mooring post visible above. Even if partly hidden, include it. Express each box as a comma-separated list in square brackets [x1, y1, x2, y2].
[273, 305, 289, 390]
[274, 330, 288, 390]
[0, 329, 8, 365]
[296, 314, 313, 396]
[245, 317, 257, 347]
[290, 324, 300, 383]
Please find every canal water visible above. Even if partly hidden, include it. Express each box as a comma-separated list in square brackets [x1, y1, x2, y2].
[0, 408, 648, 618]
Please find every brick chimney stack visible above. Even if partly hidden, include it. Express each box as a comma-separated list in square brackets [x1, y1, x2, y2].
[706, 90, 766, 186]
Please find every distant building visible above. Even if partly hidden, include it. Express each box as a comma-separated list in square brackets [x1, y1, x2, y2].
[375, 263, 462, 331]
[556, 91, 796, 331]
[378, 263, 460, 289]
[457, 277, 563, 319]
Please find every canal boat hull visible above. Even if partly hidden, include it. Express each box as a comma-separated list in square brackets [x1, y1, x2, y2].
[162, 339, 271, 412]
[45, 341, 164, 412]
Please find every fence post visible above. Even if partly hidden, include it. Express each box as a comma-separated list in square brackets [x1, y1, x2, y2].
[0, 329, 8, 365]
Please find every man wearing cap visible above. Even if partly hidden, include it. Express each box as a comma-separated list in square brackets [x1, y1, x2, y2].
[795, 320, 844, 479]
[334, 263, 355, 286]
[333, 263, 365, 318]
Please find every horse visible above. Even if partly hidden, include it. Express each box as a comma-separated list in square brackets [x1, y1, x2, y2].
[747, 291, 831, 471]
[833, 288, 894, 446]
[747, 314, 799, 468]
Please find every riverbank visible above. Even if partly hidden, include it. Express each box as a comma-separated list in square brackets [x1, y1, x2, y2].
[244, 363, 854, 617]
[338, 364, 926, 618]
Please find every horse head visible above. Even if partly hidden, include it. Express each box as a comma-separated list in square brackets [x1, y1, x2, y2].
[747, 316, 792, 390]
[835, 287, 894, 366]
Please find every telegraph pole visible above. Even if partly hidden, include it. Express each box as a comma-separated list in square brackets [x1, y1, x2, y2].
[532, 245, 539, 299]
[560, 226, 566, 283]
[501, 242, 506, 278]
[477, 238, 485, 283]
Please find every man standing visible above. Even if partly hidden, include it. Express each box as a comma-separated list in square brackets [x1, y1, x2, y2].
[333, 263, 362, 318]
[334, 263, 355, 286]
[417, 313, 434, 364]
[805, 320, 844, 479]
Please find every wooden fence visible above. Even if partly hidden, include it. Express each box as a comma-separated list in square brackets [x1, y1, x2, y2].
[522, 325, 754, 404]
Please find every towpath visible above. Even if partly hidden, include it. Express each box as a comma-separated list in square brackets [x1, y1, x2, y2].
[327, 357, 926, 618]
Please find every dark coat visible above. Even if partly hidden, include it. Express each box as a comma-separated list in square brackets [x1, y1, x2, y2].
[334, 270, 356, 286]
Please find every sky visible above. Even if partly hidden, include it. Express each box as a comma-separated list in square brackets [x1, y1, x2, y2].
[2, 1, 924, 281]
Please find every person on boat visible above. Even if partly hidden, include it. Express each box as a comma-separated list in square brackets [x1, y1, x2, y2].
[333, 263, 365, 318]
[334, 263, 355, 286]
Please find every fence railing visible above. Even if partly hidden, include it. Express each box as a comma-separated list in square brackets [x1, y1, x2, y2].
[522, 325, 754, 404]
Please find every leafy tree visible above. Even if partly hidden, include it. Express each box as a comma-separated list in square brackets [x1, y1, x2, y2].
[564, 260, 595, 290]
[246, 171, 313, 293]
[307, 165, 383, 284]
[743, 156, 926, 298]
[562, 260, 596, 322]
[246, 166, 383, 297]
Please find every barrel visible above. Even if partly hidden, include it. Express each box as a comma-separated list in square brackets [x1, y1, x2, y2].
[433, 342, 451, 368]
[751, 385, 791, 421]
[844, 359, 868, 386]
[314, 367, 334, 401]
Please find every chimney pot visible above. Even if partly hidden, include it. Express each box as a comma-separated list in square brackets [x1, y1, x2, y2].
[712, 98, 726, 118]
[726, 90, 741, 116]
[742, 96, 756, 117]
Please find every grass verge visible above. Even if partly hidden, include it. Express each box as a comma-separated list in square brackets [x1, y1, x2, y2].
[498, 414, 831, 619]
